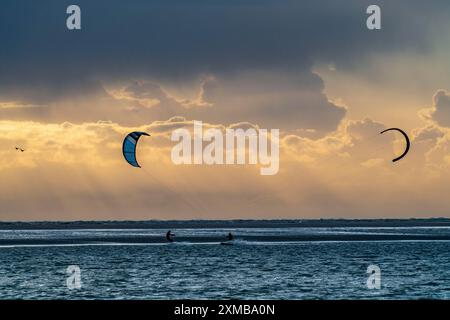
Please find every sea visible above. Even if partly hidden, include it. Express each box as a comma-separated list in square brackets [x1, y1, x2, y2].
[0, 219, 449, 300]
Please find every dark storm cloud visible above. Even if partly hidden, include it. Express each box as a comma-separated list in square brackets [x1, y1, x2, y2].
[0, 0, 443, 89]
[0, 0, 448, 132]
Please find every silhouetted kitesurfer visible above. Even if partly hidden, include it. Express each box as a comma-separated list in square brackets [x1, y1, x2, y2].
[166, 230, 175, 242]
[226, 232, 234, 241]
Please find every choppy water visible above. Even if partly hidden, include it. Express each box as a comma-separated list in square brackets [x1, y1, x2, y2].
[0, 224, 450, 299]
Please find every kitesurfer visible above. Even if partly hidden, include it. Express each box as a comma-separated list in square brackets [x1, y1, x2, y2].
[166, 230, 175, 242]
[226, 232, 234, 241]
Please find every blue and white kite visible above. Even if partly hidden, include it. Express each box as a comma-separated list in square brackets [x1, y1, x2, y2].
[122, 131, 150, 168]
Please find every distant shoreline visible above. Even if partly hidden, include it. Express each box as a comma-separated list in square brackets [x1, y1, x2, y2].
[0, 218, 449, 230]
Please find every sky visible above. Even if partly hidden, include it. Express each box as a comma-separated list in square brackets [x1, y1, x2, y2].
[1, 0, 450, 220]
